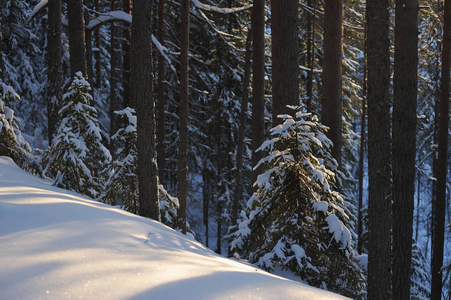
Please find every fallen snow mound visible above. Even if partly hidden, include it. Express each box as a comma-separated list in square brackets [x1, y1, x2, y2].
[0, 156, 347, 299]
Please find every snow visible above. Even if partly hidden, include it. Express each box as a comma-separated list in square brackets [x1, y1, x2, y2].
[192, 0, 252, 14]
[0, 157, 348, 300]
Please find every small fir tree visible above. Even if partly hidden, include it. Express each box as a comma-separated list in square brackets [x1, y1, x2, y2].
[44, 72, 111, 197]
[0, 80, 35, 171]
[100, 108, 179, 227]
[229, 107, 365, 298]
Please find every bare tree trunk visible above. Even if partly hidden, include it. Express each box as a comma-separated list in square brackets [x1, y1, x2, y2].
[132, 0, 160, 220]
[46, 0, 62, 144]
[232, 28, 252, 226]
[157, 0, 166, 184]
[109, 0, 117, 152]
[203, 168, 210, 247]
[122, 0, 131, 108]
[271, 0, 299, 125]
[322, 0, 343, 167]
[431, 0, 451, 298]
[357, 29, 367, 254]
[306, 0, 316, 113]
[178, 0, 190, 234]
[0, 21, 3, 81]
[94, 0, 101, 89]
[366, 0, 392, 297]
[392, 0, 418, 298]
[67, 0, 87, 78]
[252, 0, 265, 185]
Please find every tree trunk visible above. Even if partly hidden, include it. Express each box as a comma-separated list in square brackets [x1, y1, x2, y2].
[357, 29, 367, 255]
[392, 0, 418, 298]
[252, 0, 265, 185]
[157, 0, 166, 184]
[46, 0, 62, 144]
[366, 0, 392, 297]
[0, 21, 3, 81]
[132, 0, 160, 221]
[109, 0, 117, 152]
[67, 0, 87, 78]
[232, 28, 252, 226]
[431, 0, 450, 298]
[322, 0, 343, 167]
[94, 0, 101, 89]
[122, 0, 131, 108]
[271, 0, 299, 125]
[203, 168, 210, 248]
[178, 0, 190, 234]
[306, 0, 316, 113]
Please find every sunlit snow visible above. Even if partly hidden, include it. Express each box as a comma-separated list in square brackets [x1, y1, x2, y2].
[0, 156, 348, 299]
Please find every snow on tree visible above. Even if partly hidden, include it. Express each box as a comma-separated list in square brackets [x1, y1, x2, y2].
[44, 72, 111, 198]
[228, 107, 365, 298]
[0, 79, 37, 172]
[100, 108, 179, 228]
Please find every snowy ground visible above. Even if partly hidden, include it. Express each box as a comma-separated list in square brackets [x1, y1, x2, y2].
[0, 156, 348, 299]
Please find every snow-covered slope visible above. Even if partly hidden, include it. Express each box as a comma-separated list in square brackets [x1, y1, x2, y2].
[0, 156, 347, 299]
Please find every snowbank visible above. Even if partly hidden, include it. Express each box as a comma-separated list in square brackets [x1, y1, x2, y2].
[0, 156, 347, 299]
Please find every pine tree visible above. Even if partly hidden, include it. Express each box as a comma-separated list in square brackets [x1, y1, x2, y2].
[0, 79, 34, 170]
[229, 107, 365, 298]
[100, 107, 179, 227]
[44, 72, 111, 197]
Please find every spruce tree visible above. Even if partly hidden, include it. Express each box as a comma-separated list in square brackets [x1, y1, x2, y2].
[0, 79, 34, 170]
[44, 72, 111, 197]
[229, 107, 365, 298]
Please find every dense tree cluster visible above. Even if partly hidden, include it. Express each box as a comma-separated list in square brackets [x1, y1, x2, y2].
[0, 0, 450, 297]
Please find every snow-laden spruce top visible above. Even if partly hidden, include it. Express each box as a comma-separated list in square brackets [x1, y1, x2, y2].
[0, 156, 348, 300]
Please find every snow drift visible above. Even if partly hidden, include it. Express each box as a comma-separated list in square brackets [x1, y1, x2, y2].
[0, 156, 347, 299]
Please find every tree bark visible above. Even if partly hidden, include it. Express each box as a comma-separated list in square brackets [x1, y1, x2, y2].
[178, 0, 190, 234]
[67, 0, 87, 78]
[366, 0, 392, 297]
[251, 0, 265, 185]
[109, 0, 117, 152]
[46, 0, 62, 144]
[392, 0, 418, 298]
[306, 0, 316, 113]
[322, 0, 343, 167]
[122, 0, 131, 108]
[0, 21, 3, 81]
[157, 0, 166, 184]
[357, 29, 367, 255]
[431, 0, 450, 298]
[132, 0, 160, 221]
[94, 0, 101, 89]
[232, 28, 252, 226]
[271, 0, 299, 125]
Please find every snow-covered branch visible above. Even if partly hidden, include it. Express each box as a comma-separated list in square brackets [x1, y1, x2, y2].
[192, 0, 252, 14]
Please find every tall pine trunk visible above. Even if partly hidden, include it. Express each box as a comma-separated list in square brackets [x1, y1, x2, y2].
[366, 0, 392, 297]
[178, 0, 190, 234]
[271, 0, 299, 125]
[392, 0, 418, 298]
[157, 0, 166, 184]
[322, 0, 343, 167]
[252, 0, 265, 185]
[67, 0, 87, 77]
[232, 28, 252, 226]
[431, 0, 451, 297]
[46, 0, 62, 144]
[122, 0, 131, 108]
[132, 0, 160, 220]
